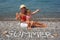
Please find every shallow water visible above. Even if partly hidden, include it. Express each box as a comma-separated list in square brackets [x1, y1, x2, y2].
[0, 0, 60, 18]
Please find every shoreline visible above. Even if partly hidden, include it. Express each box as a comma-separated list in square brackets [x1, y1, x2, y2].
[0, 18, 60, 21]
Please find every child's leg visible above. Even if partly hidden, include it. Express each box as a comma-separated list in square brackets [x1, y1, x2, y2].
[26, 21, 32, 29]
[27, 21, 47, 29]
[36, 23, 47, 28]
[33, 21, 47, 28]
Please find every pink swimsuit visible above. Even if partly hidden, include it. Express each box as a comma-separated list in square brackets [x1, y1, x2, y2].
[26, 15, 31, 19]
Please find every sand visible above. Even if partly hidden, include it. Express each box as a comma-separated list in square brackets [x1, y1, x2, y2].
[0, 21, 60, 40]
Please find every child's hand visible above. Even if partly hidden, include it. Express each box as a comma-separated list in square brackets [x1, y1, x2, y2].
[36, 9, 40, 12]
[32, 9, 40, 14]
[27, 27, 31, 30]
[16, 13, 19, 16]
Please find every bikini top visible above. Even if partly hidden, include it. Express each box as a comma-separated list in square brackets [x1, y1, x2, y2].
[20, 15, 31, 21]
[21, 15, 26, 21]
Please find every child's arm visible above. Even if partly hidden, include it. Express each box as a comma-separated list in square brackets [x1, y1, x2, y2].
[16, 12, 19, 20]
[32, 9, 40, 14]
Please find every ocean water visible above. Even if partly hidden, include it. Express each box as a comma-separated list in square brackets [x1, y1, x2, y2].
[0, 0, 60, 18]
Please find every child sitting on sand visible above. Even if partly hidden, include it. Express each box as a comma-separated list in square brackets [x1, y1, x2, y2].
[26, 9, 47, 29]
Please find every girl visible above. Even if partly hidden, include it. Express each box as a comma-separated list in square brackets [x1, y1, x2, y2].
[26, 10, 47, 29]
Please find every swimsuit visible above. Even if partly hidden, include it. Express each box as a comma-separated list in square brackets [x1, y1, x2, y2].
[21, 15, 31, 21]
[26, 15, 31, 19]
[20, 15, 26, 21]
[20, 15, 32, 28]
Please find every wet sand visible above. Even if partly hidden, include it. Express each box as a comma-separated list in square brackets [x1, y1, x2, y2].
[0, 21, 60, 40]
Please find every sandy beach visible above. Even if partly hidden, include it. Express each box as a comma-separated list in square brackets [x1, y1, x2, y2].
[0, 21, 60, 40]
[0, 0, 60, 40]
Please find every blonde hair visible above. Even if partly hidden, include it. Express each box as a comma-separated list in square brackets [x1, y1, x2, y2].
[27, 10, 31, 15]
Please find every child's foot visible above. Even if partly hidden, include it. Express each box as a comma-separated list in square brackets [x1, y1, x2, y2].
[42, 24, 47, 28]
[27, 27, 32, 30]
